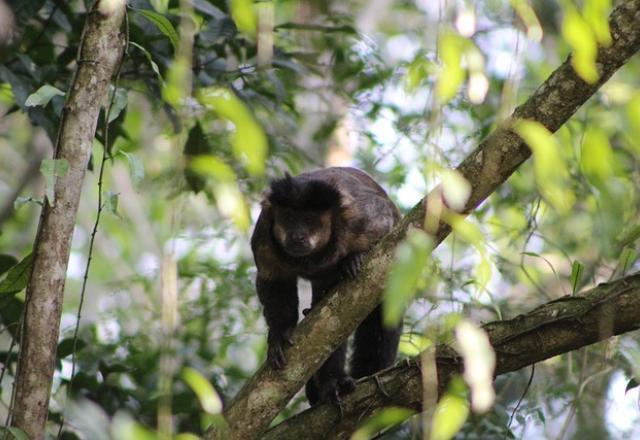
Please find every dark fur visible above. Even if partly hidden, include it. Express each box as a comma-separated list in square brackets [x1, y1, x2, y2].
[251, 167, 402, 405]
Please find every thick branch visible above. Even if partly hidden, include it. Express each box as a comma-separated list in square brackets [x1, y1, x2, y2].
[209, 3, 640, 438]
[11, 1, 126, 438]
[266, 272, 640, 439]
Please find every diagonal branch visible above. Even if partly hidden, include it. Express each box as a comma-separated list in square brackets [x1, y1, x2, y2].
[265, 272, 640, 439]
[208, 2, 640, 438]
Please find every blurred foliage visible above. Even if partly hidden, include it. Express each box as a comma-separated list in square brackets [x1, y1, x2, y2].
[0, 0, 639, 439]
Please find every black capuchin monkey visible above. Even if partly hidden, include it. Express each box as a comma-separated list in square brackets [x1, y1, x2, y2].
[250, 167, 402, 405]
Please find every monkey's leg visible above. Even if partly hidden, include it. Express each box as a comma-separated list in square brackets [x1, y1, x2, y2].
[306, 276, 355, 404]
[257, 276, 298, 369]
[351, 304, 402, 379]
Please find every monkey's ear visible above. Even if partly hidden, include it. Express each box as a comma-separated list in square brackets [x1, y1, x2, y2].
[338, 189, 355, 208]
[261, 188, 273, 209]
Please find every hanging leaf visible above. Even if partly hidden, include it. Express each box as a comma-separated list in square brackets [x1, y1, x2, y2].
[138, 10, 179, 52]
[40, 158, 70, 206]
[182, 367, 223, 414]
[24, 84, 65, 108]
[0, 253, 33, 295]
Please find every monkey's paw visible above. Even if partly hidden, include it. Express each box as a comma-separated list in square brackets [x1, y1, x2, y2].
[339, 252, 365, 279]
[267, 327, 295, 369]
[318, 376, 356, 404]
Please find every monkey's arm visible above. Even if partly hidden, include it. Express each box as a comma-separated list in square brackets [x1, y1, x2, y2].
[256, 276, 299, 369]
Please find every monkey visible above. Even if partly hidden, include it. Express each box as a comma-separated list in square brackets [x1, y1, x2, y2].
[250, 167, 402, 405]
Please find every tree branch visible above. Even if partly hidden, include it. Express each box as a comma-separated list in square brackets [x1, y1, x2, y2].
[11, 1, 126, 438]
[208, 2, 640, 438]
[265, 272, 640, 439]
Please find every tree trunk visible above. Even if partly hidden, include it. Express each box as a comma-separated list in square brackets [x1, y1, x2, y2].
[11, 1, 126, 438]
[207, 2, 640, 438]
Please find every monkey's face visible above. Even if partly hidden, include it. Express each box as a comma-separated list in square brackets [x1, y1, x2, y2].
[272, 207, 332, 257]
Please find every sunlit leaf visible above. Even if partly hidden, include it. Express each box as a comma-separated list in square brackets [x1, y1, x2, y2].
[510, 0, 542, 41]
[24, 84, 64, 108]
[352, 407, 415, 440]
[455, 320, 495, 413]
[162, 57, 190, 106]
[581, 127, 614, 187]
[40, 158, 69, 206]
[197, 87, 267, 176]
[139, 9, 178, 51]
[583, 0, 612, 46]
[514, 120, 573, 212]
[405, 57, 430, 93]
[230, 0, 257, 36]
[111, 413, 157, 440]
[437, 33, 467, 103]
[441, 169, 471, 212]
[383, 228, 433, 326]
[431, 379, 469, 440]
[562, 8, 599, 83]
[182, 367, 223, 414]
[617, 247, 637, 275]
[190, 155, 251, 231]
[399, 333, 432, 357]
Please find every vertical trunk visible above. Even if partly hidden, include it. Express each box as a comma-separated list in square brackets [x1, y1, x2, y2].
[11, 1, 126, 438]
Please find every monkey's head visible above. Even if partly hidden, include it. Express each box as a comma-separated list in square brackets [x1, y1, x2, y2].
[266, 174, 341, 257]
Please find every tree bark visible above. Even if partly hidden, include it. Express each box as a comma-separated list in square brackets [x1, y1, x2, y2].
[208, 2, 640, 438]
[11, 1, 126, 438]
[265, 272, 640, 439]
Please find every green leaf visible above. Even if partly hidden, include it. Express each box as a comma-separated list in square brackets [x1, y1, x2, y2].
[24, 84, 65, 108]
[351, 407, 415, 440]
[57, 337, 87, 359]
[40, 158, 70, 206]
[437, 33, 467, 103]
[583, 0, 612, 46]
[383, 228, 433, 326]
[190, 155, 251, 231]
[626, 92, 640, 149]
[0, 253, 33, 295]
[230, 0, 257, 36]
[197, 87, 267, 176]
[5, 427, 29, 440]
[129, 42, 163, 83]
[581, 127, 614, 187]
[0, 255, 18, 276]
[570, 260, 584, 294]
[562, 8, 599, 83]
[120, 151, 145, 188]
[398, 333, 432, 357]
[104, 191, 120, 216]
[431, 379, 470, 440]
[514, 120, 573, 211]
[139, 10, 179, 52]
[182, 367, 223, 414]
[107, 87, 128, 123]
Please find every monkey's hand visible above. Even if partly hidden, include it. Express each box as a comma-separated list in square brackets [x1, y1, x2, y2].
[267, 327, 295, 369]
[339, 252, 365, 279]
[318, 375, 356, 403]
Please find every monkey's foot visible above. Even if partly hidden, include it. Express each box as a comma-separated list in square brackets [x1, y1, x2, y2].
[267, 327, 295, 369]
[318, 376, 356, 404]
[339, 252, 365, 279]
